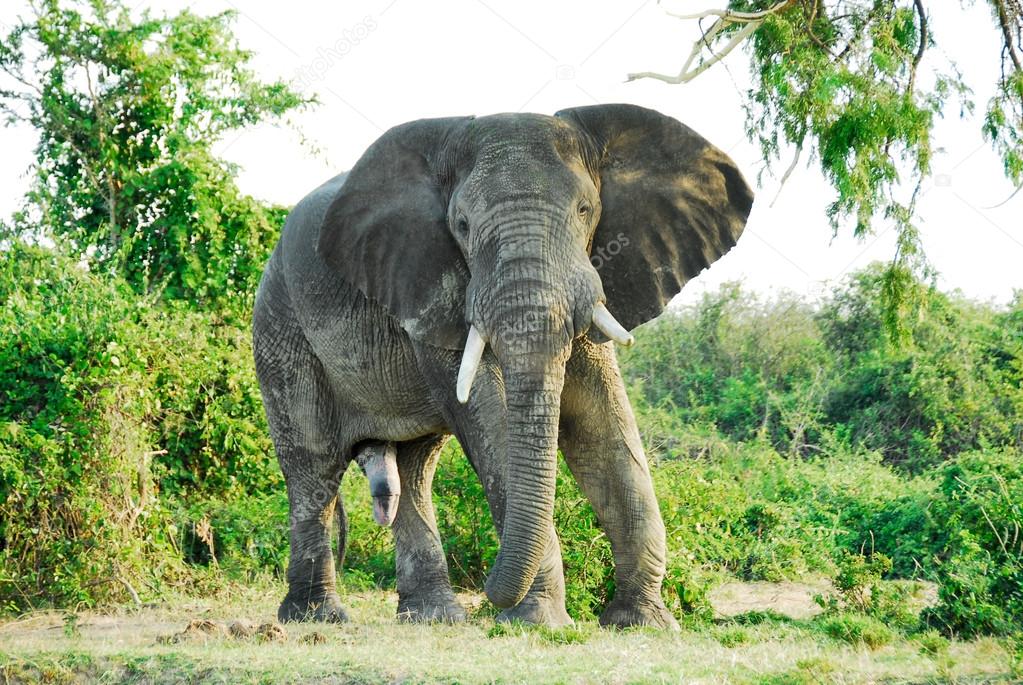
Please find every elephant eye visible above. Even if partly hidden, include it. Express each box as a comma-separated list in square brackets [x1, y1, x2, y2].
[578, 201, 592, 218]
[456, 217, 469, 235]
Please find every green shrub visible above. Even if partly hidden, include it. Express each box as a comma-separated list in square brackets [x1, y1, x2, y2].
[173, 492, 289, 579]
[730, 609, 794, 626]
[621, 284, 831, 453]
[814, 552, 921, 632]
[434, 441, 498, 591]
[0, 243, 276, 609]
[923, 450, 1023, 636]
[622, 271, 1023, 471]
[1008, 633, 1023, 679]
[814, 612, 895, 648]
[915, 629, 950, 656]
[712, 625, 752, 647]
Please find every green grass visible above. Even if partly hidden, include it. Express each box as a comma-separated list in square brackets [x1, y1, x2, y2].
[0, 585, 1014, 684]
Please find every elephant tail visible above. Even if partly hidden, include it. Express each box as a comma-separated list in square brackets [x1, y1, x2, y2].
[334, 489, 347, 575]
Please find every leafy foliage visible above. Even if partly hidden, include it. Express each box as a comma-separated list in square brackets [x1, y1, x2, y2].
[623, 269, 1023, 469]
[2, 250, 1021, 636]
[0, 0, 308, 308]
[984, 0, 1023, 182]
[743, 1, 944, 237]
[922, 450, 1023, 636]
[0, 0, 1020, 642]
[629, 1, 1022, 331]
[0, 241, 276, 608]
[814, 611, 896, 648]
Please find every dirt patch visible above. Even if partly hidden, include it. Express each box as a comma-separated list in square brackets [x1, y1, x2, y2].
[159, 618, 228, 644]
[228, 618, 256, 638]
[301, 630, 328, 645]
[156, 618, 288, 644]
[256, 622, 288, 642]
[708, 579, 832, 620]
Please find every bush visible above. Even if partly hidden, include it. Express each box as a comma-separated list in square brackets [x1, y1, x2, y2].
[0, 243, 275, 609]
[814, 552, 921, 632]
[621, 284, 831, 453]
[621, 270, 1023, 470]
[814, 612, 895, 648]
[922, 450, 1023, 636]
[819, 270, 1023, 470]
[2, 246, 1020, 643]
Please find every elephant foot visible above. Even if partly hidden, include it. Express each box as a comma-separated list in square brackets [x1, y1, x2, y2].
[397, 595, 466, 624]
[496, 595, 573, 628]
[278, 590, 349, 624]
[599, 597, 679, 631]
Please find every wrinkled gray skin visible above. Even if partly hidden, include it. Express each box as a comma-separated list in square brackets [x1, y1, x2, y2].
[253, 104, 753, 628]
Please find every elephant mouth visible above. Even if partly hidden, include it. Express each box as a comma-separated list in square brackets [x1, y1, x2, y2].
[455, 300, 633, 404]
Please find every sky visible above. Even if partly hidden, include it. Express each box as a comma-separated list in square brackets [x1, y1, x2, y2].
[1, 0, 1020, 307]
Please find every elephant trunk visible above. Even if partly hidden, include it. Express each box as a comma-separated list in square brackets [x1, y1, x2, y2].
[464, 216, 604, 608]
[483, 350, 568, 608]
[474, 259, 574, 607]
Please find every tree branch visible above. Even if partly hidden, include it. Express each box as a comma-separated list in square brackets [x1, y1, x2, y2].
[770, 141, 803, 207]
[629, 0, 795, 84]
[84, 62, 119, 243]
[627, 20, 758, 84]
[660, 0, 793, 23]
[908, 0, 927, 91]
[994, 0, 1023, 73]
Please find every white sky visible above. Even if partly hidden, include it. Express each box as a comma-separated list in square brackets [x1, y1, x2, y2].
[1, 0, 1020, 306]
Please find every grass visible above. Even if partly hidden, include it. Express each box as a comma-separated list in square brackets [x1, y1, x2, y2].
[0, 583, 1016, 684]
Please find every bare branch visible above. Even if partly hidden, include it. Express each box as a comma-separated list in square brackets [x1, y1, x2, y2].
[627, 20, 759, 84]
[770, 141, 803, 207]
[907, 0, 927, 91]
[983, 182, 1023, 208]
[630, 0, 796, 85]
[660, 0, 792, 23]
[912, 0, 927, 69]
[116, 574, 142, 607]
[994, 0, 1023, 73]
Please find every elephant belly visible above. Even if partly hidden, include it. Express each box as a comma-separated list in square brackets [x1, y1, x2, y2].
[298, 278, 448, 444]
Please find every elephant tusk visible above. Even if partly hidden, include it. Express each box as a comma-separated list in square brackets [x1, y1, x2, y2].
[456, 325, 486, 403]
[592, 302, 635, 347]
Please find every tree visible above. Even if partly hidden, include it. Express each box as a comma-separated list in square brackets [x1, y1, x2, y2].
[629, 1, 1022, 332]
[0, 0, 310, 307]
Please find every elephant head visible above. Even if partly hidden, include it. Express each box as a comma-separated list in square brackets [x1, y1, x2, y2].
[317, 104, 754, 608]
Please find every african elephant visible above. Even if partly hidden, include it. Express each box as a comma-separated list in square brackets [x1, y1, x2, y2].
[252, 103, 753, 629]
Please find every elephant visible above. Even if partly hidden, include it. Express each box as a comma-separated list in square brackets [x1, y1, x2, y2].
[252, 103, 753, 629]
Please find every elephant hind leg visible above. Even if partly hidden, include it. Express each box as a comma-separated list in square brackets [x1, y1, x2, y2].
[254, 300, 348, 624]
[391, 434, 466, 624]
[278, 482, 348, 624]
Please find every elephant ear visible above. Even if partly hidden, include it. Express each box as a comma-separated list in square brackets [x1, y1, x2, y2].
[317, 117, 474, 350]
[555, 104, 754, 331]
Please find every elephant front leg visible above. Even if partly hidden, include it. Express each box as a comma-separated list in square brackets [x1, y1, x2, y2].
[451, 363, 572, 628]
[414, 344, 572, 627]
[391, 435, 466, 624]
[491, 522, 571, 627]
[559, 338, 679, 630]
[279, 453, 349, 623]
